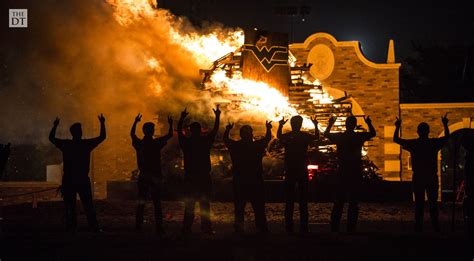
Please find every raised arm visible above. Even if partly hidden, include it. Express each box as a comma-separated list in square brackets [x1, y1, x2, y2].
[441, 113, 450, 138]
[324, 116, 337, 139]
[223, 122, 235, 147]
[277, 117, 288, 139]
[209, 104, 221, 137]
[85, 114, 106, 149]
[177, 108, 189, 139]
[49, 117, 67, 149]
[263, 120, 272, 145]
[49, 117, 60, 145]
[97, 113, 106, 142]
[310, 116, 320, 140]
[364, 115, 376, 139]
[130, 113, 142, 142]
[393, 117, 405, 145]
[160, 115, 174, 141]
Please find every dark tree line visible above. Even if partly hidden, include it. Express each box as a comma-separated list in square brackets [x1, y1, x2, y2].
[400, 42, 474, 103]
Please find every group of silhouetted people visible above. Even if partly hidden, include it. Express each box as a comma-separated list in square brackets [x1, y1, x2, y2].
[44, 107, 474, 240]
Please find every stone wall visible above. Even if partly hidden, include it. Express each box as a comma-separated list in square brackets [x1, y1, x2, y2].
[290, 33, 401, 180]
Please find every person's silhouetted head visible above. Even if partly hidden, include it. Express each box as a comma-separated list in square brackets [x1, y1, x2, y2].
[290, 116, 303, 131]
[345, 116, 357, 131]
[189, 122, 201, 136]
[142, 122, 155, 137]
[417, 122, 430, 138]
[240, 125, 253, 141]
[70, 123, 82, 139]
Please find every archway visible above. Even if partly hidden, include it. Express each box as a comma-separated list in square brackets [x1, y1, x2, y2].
[439, 122, 473, 202]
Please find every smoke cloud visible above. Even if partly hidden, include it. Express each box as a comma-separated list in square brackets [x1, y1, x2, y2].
[0, 0, 241, 144]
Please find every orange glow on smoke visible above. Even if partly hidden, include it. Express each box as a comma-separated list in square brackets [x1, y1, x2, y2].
[107, 0, 327, 129]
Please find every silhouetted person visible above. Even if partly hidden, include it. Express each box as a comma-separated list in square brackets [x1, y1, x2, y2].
[224, 121, 272, 234]
[131, 113, 173, 236]
[49, 115, 106, 233]
[393, 114, 449, 232]
[178, 105, 220, 235]
[277, 115, 319, 234]
[461, 129, 474, 240]
[325, 115, 376, 232]
[0, 143, 11, 180]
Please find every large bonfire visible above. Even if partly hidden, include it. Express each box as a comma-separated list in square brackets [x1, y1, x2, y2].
[102, 0, 376, 181]
[105, 0, 338, 130]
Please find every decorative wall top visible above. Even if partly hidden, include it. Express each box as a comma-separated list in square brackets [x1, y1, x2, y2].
[290, 32, 401, 71]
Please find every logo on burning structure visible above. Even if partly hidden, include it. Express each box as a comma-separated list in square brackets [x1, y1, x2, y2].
[9, 9, 28, 28]
[243, 39, 288, 72]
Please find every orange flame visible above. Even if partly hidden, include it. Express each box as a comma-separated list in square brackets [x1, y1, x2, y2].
[107, 0, 244, 67]
[206, 70, 315, 129]
[107, 0, 321, 130]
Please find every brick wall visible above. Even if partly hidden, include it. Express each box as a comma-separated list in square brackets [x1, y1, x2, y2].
[86, 33, 472, 199]
[290, 33, 401, 180]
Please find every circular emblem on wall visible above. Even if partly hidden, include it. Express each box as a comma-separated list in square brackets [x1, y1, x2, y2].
[307, 44, 335, 80]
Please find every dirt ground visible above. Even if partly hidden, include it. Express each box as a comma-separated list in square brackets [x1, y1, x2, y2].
[1, 200, 473, 260]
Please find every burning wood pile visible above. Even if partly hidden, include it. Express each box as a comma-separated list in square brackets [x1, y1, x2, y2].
[104, 0, 381, 181]
[197, 31, 382, 182]
[199, 36, 354, 133]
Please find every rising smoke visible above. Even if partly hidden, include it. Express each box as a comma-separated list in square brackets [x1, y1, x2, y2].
[0, 0, 242, 144]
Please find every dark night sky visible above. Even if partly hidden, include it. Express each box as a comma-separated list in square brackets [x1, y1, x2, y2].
[163, 0, 474, 63]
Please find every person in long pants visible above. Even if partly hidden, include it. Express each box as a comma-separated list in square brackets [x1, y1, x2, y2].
[393, 114, 449, 232]
[131, 113, 173, 236]
[224, 121, 272, 234]
[277, 115, 319, 234]
[324, 115, 376, 232]
[178, 105, 220, 235]
[49, 114, 106, 233]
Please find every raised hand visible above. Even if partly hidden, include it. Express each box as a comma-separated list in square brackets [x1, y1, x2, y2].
[266, 120, 272, 129]
[212, 104, 221, 117]
[441, 113, 449, 126]
[279, 117, 288, 126]
[394, 117, 401, 128]
[328, 116, 337, 125]
[364, 115, 372, 125]
[310, 116, 318, 126]
[226, 122, 234, 130]
[168, 115, 173, 125]
[98, 113, 106, 123]
[134, 113, 142, 123]
[53, 117, 60, 126]
[180, 107, 189, 119]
